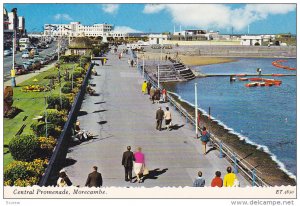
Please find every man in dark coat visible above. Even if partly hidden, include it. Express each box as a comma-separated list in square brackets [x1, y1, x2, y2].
[156, 107, 164, 131]
[85, 166, 102, 187]
[122, 146, 135, 182]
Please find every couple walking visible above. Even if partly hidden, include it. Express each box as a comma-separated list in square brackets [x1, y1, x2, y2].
[122, 146, 148, 183]
[156, 107, 172, 131]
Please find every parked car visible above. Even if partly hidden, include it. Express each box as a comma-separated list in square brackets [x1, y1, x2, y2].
[23, 61, 33, 71]
[15, 64, 28, 75]
[30, 59, 41, 70]
[4, 49, 12, 56]
[22, 50, 30, 58]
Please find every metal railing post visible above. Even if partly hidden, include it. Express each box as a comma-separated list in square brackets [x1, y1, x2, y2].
[252, 169, 256, 187]
[233, 153, 238, 174]
[219, 141, 224, 158]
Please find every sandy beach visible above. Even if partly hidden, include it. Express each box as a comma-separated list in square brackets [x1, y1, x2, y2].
[142, 51, 236, 66]
[162, 83, 296, 186]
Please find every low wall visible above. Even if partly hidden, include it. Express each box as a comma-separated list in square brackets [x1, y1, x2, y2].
[39, 63, 94, 186]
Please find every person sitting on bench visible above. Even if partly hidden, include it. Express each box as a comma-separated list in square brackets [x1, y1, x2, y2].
[86, 85, 96, 95]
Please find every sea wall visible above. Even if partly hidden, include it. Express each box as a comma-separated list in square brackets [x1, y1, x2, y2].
[144, 45, 296, 58]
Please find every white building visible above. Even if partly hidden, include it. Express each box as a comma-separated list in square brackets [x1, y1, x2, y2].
[240, 35, 276, 46]
[18, 16, 25, 35]
[148, 34, 168, 45]
[240, 35, 263, 46]
[44, 22, 128, 39]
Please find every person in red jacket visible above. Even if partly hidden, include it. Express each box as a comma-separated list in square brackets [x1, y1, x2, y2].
[211, 171, 223, 187]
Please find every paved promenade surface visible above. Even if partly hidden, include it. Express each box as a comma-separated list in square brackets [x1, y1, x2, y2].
[64, 50, 250, 187]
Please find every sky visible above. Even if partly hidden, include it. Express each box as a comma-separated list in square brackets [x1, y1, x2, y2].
[4, 3, 297, 34]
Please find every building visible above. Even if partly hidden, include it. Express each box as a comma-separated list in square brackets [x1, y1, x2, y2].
[44, 22, 128, 40]
[240, 35, 275, 46]
[171, 29, 220, 41]
[148, 34, 169, 45]
[18, 16, 26, 36]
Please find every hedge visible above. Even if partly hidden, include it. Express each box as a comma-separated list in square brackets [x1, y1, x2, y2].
[9, 134, 39, 161]
[47, 95, 71, 111]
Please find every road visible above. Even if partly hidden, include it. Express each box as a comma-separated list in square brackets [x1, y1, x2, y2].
[3, 42, 57, 81]
[63, 49, 250, 187]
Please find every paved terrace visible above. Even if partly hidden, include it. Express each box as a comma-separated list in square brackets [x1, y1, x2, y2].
[63, 49, 250, 187]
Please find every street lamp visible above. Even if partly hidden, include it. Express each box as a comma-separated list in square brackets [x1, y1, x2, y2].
[56, 63, 62, 109]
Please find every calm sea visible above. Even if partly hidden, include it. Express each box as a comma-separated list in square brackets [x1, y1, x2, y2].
[172, 58, 296, 176]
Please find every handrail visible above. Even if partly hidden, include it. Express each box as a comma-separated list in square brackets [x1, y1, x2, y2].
[39, 63, 94, 186]
[133, 50, 269, 187]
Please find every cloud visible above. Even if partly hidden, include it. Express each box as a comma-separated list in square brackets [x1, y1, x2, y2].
[143, 4, 295, 31]
[102, 4, 119, 14]
[114, 26, 143, 33]
[143, 4, 166, 14]
[53, 14, 73, 21]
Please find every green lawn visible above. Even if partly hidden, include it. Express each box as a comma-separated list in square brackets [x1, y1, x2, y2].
[4, 63, 75, 168]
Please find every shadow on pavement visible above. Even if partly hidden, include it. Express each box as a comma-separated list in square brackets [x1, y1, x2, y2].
[138, 168, 168, 182]
[78, 111, 88, 116]
[94, 101, 106, 104]
[170, 124, 184, 131]
[64, 158, 77, 167]
[206, 147, 217, 155]
[93, 109, 107, 113]
[97, 121, 107, 125]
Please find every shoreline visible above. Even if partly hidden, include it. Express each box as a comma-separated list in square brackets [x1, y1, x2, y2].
[162, 82, 296, 186]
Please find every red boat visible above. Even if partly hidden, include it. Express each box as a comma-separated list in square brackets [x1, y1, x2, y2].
[239, 78, 248, 81]
[249, 78, 263, 81]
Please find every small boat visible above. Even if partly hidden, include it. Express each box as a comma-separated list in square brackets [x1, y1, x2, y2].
[249, 77, 263, 81]
[272, 74, 284, 76]
[239, 77, 248, 81]
[236, 74, 247, 77]
[259, 82, 266, 86]
[245, 82, 258, 87]
[264, 79, 282, 85]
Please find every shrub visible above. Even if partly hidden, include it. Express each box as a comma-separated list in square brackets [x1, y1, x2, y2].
[9, 134, 39, 161]
[40, 109, 66, 127]
[61, 82, 72, 94]
[37, 136, 57, 158]
[31, 121, 60, 138]
[4, 159, 49, 186]
[47, 95, 71, 111]
[73, 71, 83, 79]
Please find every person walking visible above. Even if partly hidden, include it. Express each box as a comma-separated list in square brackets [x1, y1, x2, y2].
[128, 59, 131, 67]
[141, 81, 147, 94]
[133, 147, 145, 183]
[147, 82, 152, 95]
[57, 169, 72, 187]
[200, 126, 210, 155]
[193, 171, 205, 187]
[211, 171, 223, 187]
[85, 166, 103, 187]
[162, 89, 167, 102]
[150, 86, 155, 104]
[122, 146, 135, 182]
[223, 166, 237, 187]
[164, 107, 172, 130]
[156, 107, 164, 131]
[131, 59, 134, 67]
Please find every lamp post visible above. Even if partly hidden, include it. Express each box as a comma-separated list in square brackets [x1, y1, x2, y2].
[157, 64, 160, 89]
[72, 65, 75, 90]
[56, 63, 62, 109]
[195, 83, 198, 138]
[11, 29, 16, 87]
[142, 55, 145, 78]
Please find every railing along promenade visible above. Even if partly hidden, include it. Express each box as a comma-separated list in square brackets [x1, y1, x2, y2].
[132, 49, 269, 187]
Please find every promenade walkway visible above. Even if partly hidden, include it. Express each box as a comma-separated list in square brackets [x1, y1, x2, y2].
[64, 50, 250, 187]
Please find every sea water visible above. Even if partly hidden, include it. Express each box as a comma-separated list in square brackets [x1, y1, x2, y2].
[172, 58, 296, 176]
